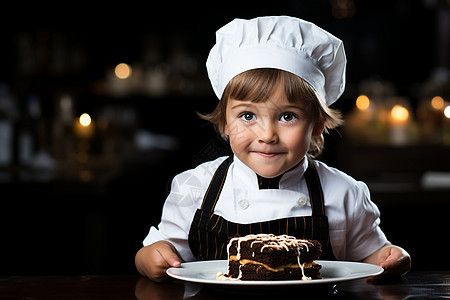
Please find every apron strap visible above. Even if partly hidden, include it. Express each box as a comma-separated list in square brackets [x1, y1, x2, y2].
[304, 157, 326, 217]
[200, 156, 234, 213]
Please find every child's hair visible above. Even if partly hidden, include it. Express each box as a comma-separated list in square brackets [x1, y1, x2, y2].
[201, 68, 343, 158]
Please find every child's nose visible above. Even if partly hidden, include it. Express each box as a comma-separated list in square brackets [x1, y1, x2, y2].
[257, 122, 279, 144]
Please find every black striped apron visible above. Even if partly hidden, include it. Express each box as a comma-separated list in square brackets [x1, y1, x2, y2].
[188, 156, 336, 261]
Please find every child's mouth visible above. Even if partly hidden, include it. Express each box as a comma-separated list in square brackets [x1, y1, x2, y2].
[253, 152, 282, 158]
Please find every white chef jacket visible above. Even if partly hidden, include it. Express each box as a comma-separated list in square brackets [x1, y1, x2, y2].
[143, 155, 387, 262]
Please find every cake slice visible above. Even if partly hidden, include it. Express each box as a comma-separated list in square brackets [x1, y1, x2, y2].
[218, 234, 322, 281]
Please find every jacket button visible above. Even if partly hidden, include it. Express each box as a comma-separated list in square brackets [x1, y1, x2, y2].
[238, 199, 249, 210]
[297, 194, 307, 206]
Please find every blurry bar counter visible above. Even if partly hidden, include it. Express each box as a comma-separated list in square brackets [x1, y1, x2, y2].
[335, 143, 450, 202]
[0, 147, 183, 276]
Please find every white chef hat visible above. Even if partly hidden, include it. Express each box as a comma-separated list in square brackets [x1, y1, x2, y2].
[206, 16, 346, 106]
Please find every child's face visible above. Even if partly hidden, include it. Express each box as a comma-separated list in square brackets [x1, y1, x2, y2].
[224, 83, 324, 178]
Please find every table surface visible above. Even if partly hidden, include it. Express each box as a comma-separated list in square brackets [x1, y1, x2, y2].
[0, 271, 449, 299]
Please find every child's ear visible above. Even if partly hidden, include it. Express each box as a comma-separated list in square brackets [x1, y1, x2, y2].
[223, 122, 229, 135]
[312, 122, 325, 137]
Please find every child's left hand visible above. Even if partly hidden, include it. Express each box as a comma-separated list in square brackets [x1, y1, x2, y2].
[376, 245, 411, 277]
[364, 243, 411, 282]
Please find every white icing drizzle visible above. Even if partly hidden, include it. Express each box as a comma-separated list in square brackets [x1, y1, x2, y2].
[229, 234, 311, 254]
[224, 234, 314, 281]
[297, 246, 311, 280]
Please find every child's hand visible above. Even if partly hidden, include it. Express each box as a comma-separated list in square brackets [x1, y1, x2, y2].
[135, 241, 182, 282]
[365, 244, 411, 282]
[377, 245, 411, 277]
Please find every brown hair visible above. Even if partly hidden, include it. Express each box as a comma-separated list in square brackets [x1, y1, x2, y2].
[200, 68, 343, 158]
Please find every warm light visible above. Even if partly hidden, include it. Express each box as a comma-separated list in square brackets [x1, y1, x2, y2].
[391, 105, 409, 122]
[115, 63, 132, 79]
[79, 113, 91, 127]
[431, 96, 445, 110]
[356, 95, 370, 111]
[444, 106, 450, 119]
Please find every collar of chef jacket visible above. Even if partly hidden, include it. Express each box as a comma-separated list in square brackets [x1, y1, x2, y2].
[213, 156, 312, 224]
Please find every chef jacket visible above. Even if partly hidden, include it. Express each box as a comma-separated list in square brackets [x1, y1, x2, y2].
[143, 155, 388, 262]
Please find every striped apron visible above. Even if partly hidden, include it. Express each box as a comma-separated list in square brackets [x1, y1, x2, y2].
[188, 156, 336, 261]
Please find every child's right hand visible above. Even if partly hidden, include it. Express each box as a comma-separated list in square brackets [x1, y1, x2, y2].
[135, 241, 182, 282]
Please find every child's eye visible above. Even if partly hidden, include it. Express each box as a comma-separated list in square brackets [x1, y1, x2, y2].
[280, 113, 297, 123]
[240, 112, 256, 122]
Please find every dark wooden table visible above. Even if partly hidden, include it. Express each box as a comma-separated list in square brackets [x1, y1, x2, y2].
[0, 272, 449, 299]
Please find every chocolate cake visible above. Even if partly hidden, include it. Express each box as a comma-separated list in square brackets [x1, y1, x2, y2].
[218, 234, 322, 281]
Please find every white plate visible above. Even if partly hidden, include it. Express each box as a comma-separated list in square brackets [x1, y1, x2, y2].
[166, 260, 383, 286]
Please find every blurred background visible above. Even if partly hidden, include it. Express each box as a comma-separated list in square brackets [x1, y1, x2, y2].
[0, 0, 449, 275]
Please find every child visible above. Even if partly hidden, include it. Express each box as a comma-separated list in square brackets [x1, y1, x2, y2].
[135, 16, 411, 282]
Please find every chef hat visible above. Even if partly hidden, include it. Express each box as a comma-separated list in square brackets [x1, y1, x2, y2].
[206, 16, 346, 106]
